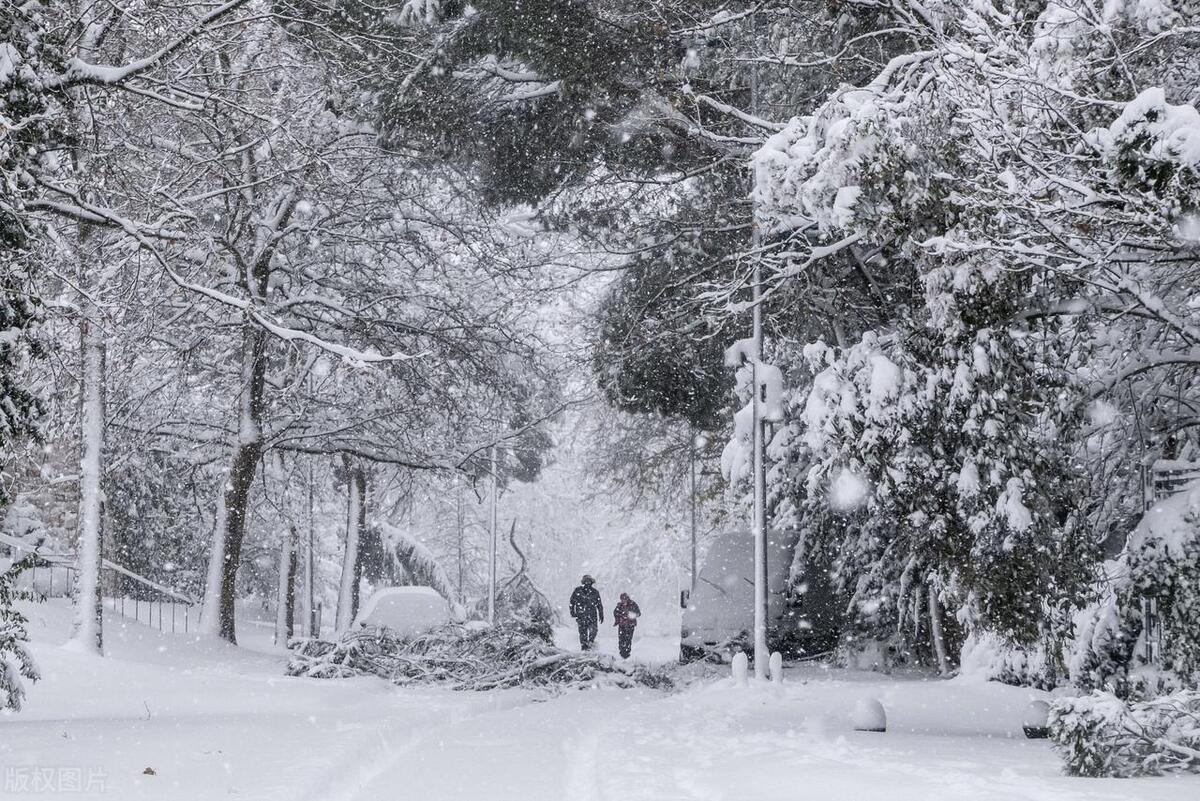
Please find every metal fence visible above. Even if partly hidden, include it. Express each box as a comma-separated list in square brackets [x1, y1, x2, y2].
[1, 532, 197, 633]
[1150, 459, 1200, 502]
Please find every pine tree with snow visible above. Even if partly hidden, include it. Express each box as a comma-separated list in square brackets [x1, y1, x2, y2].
[0, 265, 42, 485]
[0, 554, 39, 712]
[0, 3, 55, 477]
[0, 2, 68, 244]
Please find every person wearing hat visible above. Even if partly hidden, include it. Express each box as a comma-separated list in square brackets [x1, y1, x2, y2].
[568, 575, 603, 651]
[613, 593, 641, 659]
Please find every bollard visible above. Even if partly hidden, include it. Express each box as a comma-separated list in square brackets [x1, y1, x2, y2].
[731, 651, 749, 686]
[853, 698, 887, 732]
[769, 651, 783, 684]
[1022, 700, 1051, 739]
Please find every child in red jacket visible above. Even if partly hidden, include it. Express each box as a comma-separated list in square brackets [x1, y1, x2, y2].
[613, 593, 641, 659]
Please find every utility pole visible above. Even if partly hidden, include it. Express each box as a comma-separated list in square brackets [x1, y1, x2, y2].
[749, 9, 769, 681]
[487, 444, 499, 625]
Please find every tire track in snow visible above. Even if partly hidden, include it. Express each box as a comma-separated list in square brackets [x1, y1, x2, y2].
[335, 687, 657, 801]
[563, 726, 602, 801]
[301, 690, 535, 801]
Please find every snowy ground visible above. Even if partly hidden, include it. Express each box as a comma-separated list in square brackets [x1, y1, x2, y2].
[4, 601, 1198, 800]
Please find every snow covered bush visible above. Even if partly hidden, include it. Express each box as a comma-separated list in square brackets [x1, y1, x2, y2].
[1070, 486, 1200, 697]
[0, 554, 39, 711]
[0, 265, 42, 488]
[960, 632, 1065, 691]
[1050, 690, 1200, 777]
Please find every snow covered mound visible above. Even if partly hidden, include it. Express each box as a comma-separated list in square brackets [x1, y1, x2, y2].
[287, 621, 674, 692]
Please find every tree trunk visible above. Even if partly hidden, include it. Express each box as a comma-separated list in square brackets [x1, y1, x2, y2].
[201, 322, 267, 643]
[455, 488, 465, 604]
[70, 311, 105, 655]
[928, 581, 950, 676]
[286, 536, 298, 637]
[199, 476, 228, 635]
[274, 525, 297, 645]
[335, 460, 365, 634]
[68, 4, 105, 656]
[351, 513, 364, 615]
[304, 458, 316, 637]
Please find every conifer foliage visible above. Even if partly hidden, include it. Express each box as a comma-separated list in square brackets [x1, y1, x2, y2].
[0, 555, 39, 712]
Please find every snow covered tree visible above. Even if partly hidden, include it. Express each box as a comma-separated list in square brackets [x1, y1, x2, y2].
[750, 0, 1200, 667]
[2, 0, 302, 654]
[0, 265, 43, 498]
[0, 2, 59, 494]
[0, 2, 66, 246]
[593, 227, 740, 431]
[0, 554, 39, 712]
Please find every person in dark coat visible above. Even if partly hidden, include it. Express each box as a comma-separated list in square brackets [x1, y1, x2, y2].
[569, 575, 603, 650]
[613, 593, 641, 659]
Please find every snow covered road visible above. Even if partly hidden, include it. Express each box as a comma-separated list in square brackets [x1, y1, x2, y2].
[5, 601, 1199, 800]
[347, 667, 1200, 801]
[4, 601, 524, 800]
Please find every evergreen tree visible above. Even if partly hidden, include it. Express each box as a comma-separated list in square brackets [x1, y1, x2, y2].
[0, 554, 39, 712]
[755, 0, 1200, 665]
[1, 2, 58, 480]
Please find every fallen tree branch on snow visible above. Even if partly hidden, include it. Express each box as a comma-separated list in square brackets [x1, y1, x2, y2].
[286, 621, 673, 692]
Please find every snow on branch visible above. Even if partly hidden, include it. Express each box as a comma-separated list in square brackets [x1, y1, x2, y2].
[46, 0, 254, 90]
[395, 0, 441, 27]
[1052, 691, 1200, 777]
[454, 56, 549, 84]
[375, 521, 459, 607]
[688, 92, 787, 132]
[495, 81, 563, 105]
[30, 187, 423, 365]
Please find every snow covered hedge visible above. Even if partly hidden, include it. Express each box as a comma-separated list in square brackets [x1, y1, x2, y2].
[1050, 691, 1200, 777]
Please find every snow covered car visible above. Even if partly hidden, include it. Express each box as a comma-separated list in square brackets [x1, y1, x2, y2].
[680, 528, 803, 662]
[354, 586, 453, 638]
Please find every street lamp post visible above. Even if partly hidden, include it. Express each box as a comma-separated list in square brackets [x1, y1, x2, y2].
[751, 264, 768, 680]
[749, 10, 769, 681]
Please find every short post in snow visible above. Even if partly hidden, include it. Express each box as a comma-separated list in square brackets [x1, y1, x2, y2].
[732, 651, 749, 686]
[853, 698, 887, 733]
[769, 651, 783, 685]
